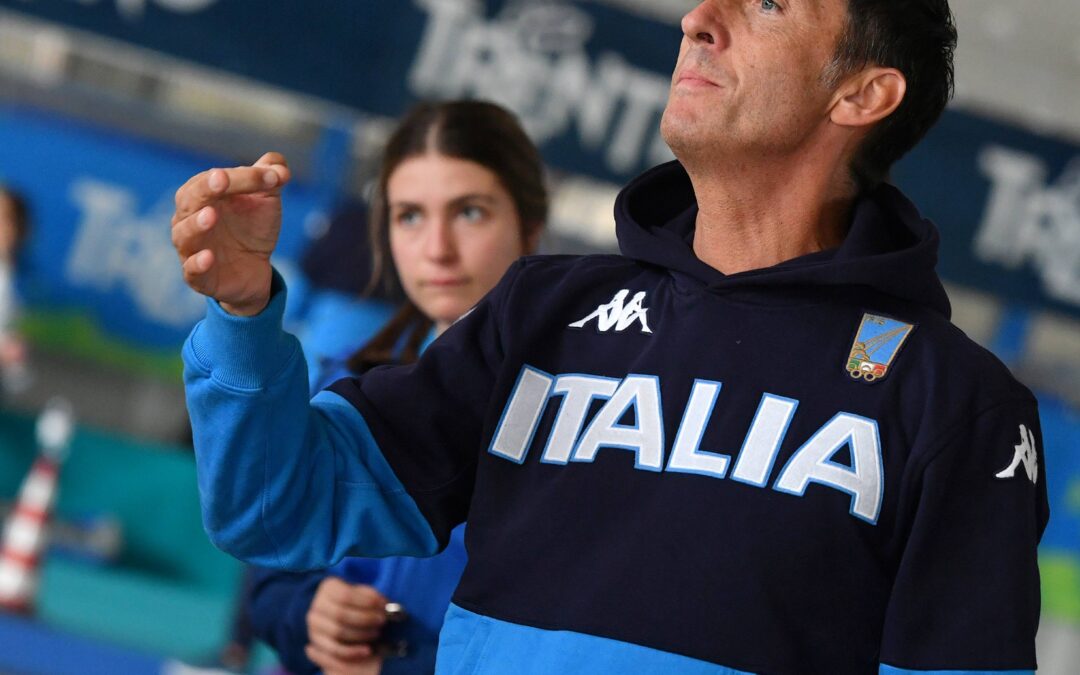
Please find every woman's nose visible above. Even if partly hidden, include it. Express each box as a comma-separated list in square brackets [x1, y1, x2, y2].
[424, 219, 457, 262]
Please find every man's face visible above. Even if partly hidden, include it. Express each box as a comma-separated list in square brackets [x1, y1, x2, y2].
[661, 0, 849, 162]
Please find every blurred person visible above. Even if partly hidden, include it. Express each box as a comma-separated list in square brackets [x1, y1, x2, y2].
[245, 101, 546, 675]
[290, 198, 399, 392]
[0, 186, 31, 394]
[173, 2, 1048, 674]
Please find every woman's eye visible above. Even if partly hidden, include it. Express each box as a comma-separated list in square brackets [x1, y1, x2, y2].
[396, 210, 422, 227]
[460, 205, 486, 223]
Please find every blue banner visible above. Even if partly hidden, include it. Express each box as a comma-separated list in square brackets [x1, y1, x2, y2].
[0, 105, 322, 352]
[4, 1, 1079, 329]
[1, 0, 682, 183]
[894, 110, 1080, 320]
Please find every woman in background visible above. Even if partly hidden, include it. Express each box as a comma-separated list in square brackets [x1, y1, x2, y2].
[0, 186, 31, 394]
[246, 100, 547, 675]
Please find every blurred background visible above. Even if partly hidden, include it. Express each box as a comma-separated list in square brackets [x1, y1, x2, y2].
[0, 0, 1075, 673]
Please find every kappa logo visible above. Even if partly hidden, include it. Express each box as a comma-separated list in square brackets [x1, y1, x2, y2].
[569, 289, 652, 334]
[995, 424, 1039, 484]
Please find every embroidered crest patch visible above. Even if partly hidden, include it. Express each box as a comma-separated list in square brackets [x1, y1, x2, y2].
[846, 313, 916, 383]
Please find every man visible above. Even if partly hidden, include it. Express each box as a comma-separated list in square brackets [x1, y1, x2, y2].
[173, 1, 1047, 673]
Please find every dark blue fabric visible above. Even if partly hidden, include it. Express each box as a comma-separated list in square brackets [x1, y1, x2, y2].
[327, 162, 1045, 673]
[615, 162, 950, 317]
[299, 199, 391, 298]
[247, 568, 324, 674]
[187, 161, 1047, 674]
[879, 667, 1033, 675]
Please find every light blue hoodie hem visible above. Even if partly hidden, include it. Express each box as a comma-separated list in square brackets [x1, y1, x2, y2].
[435, 604, 756, 674]
[880, 665, 1034, 675]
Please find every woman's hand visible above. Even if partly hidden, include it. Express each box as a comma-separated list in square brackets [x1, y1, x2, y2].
[171, 152, 291, 316]
[304, 577, 389, 674]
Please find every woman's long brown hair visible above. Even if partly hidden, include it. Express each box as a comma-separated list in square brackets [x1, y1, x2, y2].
[345, 101, 547, 372]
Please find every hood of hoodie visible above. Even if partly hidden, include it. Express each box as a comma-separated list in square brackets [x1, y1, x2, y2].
[614, 161, 952, 319]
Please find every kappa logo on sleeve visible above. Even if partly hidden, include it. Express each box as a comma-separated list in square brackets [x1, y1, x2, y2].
[569, 289, 652, 334]
[995, 424, 1039, 484]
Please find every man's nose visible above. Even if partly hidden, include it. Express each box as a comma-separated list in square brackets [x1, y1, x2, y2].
[681, 1, 730, 48]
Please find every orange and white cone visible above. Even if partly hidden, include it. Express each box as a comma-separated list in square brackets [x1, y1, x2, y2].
[0, 398, 74, 615]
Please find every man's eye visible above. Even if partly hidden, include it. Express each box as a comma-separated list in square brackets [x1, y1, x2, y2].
[761, 0, 779, 11]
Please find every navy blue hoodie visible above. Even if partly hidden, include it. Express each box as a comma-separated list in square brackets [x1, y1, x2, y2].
[185, 161, 1047, 674]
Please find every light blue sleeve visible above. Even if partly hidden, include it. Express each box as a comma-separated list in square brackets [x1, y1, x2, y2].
[182, 275, 440, 571]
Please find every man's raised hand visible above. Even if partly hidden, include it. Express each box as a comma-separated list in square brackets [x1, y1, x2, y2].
[172, 152, 292, 316]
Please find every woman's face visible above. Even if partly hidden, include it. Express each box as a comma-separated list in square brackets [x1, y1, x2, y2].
[387, 153, 531, 331]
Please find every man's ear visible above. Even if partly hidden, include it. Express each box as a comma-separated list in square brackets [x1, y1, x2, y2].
[830, 67, 906, 129]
